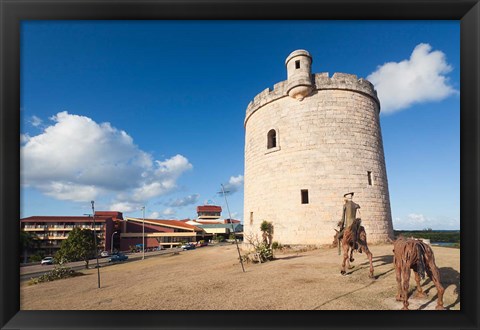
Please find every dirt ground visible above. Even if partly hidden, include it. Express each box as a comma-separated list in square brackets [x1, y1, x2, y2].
[20, 243, 460, 310]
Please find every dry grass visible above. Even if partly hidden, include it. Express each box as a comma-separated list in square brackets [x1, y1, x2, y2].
[20, 243, 460, 310]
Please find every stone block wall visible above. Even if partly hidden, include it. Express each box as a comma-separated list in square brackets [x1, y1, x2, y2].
[243, 73, 394, 245]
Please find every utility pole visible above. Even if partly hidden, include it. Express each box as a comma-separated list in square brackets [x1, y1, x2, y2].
[142, 206, 145, 260]
[91, 201, 101, 288]
[220, 184, 245, 273]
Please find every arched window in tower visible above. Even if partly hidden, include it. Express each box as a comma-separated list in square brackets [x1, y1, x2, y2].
[267, 129, 277, 149]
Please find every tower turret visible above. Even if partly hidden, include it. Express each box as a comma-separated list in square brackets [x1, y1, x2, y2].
[285, 49, 313, 100]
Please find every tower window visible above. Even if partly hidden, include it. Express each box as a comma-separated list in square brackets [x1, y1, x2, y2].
[250, 212, 253, 225]
[267, 129, 277, 149]
[301, 189, 309, 204]
[295, 60, 300, 69]
[367, 171, 373, 186]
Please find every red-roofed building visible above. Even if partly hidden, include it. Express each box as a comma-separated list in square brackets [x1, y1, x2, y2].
[121, 218, 204, 250]
[196, 205, 222, 220]
[20, 212, 123, 257]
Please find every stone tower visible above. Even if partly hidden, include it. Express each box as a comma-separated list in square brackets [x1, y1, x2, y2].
[243, 49, 394, 245]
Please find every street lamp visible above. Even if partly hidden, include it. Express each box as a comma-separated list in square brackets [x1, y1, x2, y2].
[141, 206, 145, 260]
[111, 231, 118, 254]
[91, 201, 101, 288]
[220, 184, 245, 273]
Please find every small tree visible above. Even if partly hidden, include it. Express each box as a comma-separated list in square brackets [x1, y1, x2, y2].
[55, 228, 97, 269]
[260, 220, 274, 249]
[20, 230, 40, 263]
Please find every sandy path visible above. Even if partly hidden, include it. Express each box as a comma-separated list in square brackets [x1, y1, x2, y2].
[20, 244, 460, 310]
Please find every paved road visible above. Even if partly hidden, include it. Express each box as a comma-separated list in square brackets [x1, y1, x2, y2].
[20, 248, 184, 281]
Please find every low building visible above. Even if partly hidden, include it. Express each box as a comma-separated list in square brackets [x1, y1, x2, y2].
[193, 223, 243, 240]
[183, 205, 244, 240]
[120, 217, 204, 250]
[20, 207, 241, 259]
[20, 211, 123, 256]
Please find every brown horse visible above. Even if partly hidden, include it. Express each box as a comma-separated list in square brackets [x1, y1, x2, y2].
[340, 218, 374, 278]
[393, 237, 445, 310]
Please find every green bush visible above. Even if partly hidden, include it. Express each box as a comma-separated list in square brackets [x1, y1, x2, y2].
[255, 244, 274, 262]
[29, 254, 43, 262]
[272, 241, 282, 250]
[28, 265, 80, 285]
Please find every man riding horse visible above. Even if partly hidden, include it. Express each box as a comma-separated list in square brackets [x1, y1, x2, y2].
[335, 192, 374, 278]
[336, 192, 361, 252]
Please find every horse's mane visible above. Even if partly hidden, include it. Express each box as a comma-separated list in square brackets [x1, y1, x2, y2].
[394, 237, 428, 278]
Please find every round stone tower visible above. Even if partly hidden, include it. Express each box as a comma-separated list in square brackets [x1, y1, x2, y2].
[243, 49, 394, 245]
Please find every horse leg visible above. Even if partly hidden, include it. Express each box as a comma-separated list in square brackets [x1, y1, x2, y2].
[394, 257, 402, 301]
[427, 260, 445, 310]
[401, 267, 411, 310]
[358, 229, 373, 278]
[340, 242, 350, 276]
[349, 248, 355, 264]
[413, 270, 427, 298]
[362, 243, 374, 278]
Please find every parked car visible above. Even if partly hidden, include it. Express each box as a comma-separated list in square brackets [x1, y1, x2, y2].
[41, 257, 54, 265]
[181, 243, 196, 250]
[100, 251, 110, 258]
[108, 253, 128, 262]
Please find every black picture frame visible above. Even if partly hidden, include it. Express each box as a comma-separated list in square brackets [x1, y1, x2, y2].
[1, 0, 478, 329]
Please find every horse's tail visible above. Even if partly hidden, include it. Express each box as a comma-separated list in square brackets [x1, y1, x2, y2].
[416, 242, 427, 279]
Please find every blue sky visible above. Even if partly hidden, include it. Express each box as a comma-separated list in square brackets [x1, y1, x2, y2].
[20, 20, 460, 230]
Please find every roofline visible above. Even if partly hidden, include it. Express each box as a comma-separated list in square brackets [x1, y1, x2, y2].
[125, 217, 202, 232]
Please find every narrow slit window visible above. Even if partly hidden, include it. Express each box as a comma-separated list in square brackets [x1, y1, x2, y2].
[267, 129, 277, 149]
[301, 189, 309, 204]
[367, 171, 373, 186]
[295, 60, 300, 69]
[250, 212, 254, 225]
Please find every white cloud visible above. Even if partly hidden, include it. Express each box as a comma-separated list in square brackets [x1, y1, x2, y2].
[30, 115, 43, 127]
[21, 111, 193, 206]
[148, 211, 160, 219]
[367, 43, 456, 114]
[223, 175, 244, 194]
[168, 194, 200, 207]
[407, 213, 427, 223]
[393, 213, 459, 230]
[20, 134, 31, 144]
[109, 201, 143, 213]
[162, 207, 176, 216]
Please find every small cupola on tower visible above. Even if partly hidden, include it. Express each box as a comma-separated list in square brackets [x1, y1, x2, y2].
[285, 49, 313, 101]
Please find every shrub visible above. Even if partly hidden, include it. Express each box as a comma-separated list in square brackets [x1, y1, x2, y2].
[272, 241, 282, 250]
[242, 232, 274, 263]
[29, 254, 43, 262]
[28, 265, 80, 285]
